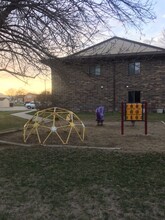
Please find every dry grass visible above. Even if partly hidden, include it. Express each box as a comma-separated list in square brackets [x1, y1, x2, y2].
[0, 147, 164, 220]
[0, 120, 164, 153]
[0, 112, 165, 219]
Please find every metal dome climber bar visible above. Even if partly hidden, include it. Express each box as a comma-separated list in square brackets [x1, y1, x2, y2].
[23, 107, 85, 145]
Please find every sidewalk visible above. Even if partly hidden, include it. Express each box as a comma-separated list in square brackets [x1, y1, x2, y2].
[0, 106, 27, 111]
[11, 109, 36, 120]
[0, 106, 36, 120]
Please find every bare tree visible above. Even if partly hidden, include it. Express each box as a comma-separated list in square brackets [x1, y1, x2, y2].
[36, 90, 52, 109]
[15, 88, 27, 96]
[5, 88, 16, 101]
[6, 88, 16, 97]
[6, 87, 27, 102]
[0, 0, 156, 78]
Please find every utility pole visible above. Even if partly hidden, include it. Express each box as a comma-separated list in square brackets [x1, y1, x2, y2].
[44, 79, 46, 94]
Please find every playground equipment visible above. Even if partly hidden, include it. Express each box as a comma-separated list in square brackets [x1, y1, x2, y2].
[121, 102, 148, 135]
[95, 106, 104, 125]
[23, 107, 85, 145]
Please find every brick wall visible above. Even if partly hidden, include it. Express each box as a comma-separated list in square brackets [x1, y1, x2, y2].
[50, 56, 165, 112]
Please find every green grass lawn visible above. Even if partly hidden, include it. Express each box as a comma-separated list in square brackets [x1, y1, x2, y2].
[148, 112, 165, 121]
[0, 148, 164, 219]
[0, 112, 26, 132]
[0, 110, 164, 132]
[26, 110, 165, 122]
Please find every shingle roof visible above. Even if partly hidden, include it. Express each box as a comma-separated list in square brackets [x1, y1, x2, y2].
[68, 36, 165, 58]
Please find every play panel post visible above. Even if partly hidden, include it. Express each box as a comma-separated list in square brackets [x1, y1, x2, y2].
[121, 101, 147, 135]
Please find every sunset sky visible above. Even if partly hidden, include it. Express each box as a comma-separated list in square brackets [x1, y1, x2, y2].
[0, 71, 51, 95]
[1, 0, 165, 95]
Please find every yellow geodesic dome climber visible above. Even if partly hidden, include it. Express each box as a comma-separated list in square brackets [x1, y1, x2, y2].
[23, 107, 85, 145]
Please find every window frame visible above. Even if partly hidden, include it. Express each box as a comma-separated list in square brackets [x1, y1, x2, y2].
[128, 62, 141, 75]
[128, 91, 141, 103]
[88, 64, 101, 76]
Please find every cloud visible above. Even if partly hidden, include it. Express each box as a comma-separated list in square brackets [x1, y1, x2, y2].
[141, 32, 165, 48]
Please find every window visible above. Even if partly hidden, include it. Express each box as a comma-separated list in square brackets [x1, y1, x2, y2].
[88, 65, 101, 76]
[128, 91, 141, 103]
[128, 62, 140, 75]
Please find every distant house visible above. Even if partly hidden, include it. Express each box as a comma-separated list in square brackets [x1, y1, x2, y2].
[24, 93, 37, 103]
[0, 93, 10, 107]
[44, 36, 165, 112]
[14, 95, 24, 104]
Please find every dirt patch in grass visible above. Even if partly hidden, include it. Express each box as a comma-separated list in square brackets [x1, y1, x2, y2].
[0, 120, 164, 152]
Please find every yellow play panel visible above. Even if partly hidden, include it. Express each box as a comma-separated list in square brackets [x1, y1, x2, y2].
[126, 103, 143, 121]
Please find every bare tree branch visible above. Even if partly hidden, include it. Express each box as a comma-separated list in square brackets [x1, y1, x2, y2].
[0, 0, 156, 78]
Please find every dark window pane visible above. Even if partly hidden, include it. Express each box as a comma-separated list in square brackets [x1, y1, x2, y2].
[135, 62, 140, 74]
[128, 91, 134, 103]
[128, 62, 140, 75]
[135, 91, 141, 102]
[89, 65, 101, 76]
[89, 66, 95, 75]
[129, 63, 134, 75]
[95, 65, 101, 75]
[128, 91, 141, 103]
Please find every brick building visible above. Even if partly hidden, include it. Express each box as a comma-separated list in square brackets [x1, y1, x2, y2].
[24, 93, 37, 103]
[45, 37, 165, 112]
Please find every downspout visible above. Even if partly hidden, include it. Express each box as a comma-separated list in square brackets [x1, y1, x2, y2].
[113, 61, 116, 111]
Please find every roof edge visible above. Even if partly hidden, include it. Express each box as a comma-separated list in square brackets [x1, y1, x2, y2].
[66, 36, 165, 58]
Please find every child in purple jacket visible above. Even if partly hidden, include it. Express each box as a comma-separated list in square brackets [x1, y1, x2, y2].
[95, 106, 104, 126]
